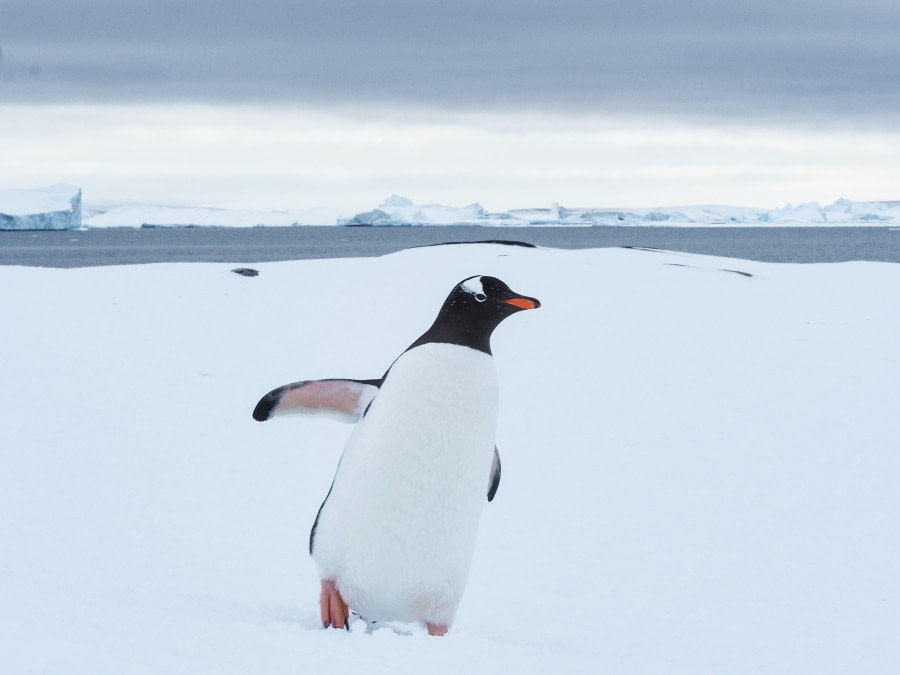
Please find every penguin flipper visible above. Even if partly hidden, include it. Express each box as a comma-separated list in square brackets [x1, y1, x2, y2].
[252, 378, 381, 423]
[487, 446, 501, 502]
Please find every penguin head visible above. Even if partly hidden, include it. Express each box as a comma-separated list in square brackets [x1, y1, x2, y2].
[453, 275, 541, 318]
[409, 275, 540, 354]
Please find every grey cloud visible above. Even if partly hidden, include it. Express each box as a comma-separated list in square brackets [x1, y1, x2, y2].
[1, 0, 899, 125]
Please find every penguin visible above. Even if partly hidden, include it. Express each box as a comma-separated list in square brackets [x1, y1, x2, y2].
[252, 275, 540, 636]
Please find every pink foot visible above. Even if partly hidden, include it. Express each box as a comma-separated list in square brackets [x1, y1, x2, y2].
[426, 622, 448, 637]
[320, 579, 349, 630]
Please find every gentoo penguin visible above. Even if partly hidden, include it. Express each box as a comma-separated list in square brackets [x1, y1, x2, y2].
[252, 275, 540, 636]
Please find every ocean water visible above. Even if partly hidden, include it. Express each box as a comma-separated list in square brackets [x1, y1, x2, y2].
[1, 226, 899, 268]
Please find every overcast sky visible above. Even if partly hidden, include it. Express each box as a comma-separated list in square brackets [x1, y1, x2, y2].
[2, 0, 899, 210]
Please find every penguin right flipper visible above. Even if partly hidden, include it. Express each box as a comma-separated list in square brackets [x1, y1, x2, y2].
[487, 446, 501, 502]
[252, 378, 381, 423]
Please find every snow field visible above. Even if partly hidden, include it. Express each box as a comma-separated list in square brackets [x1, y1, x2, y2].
[1, 244, 898, 673]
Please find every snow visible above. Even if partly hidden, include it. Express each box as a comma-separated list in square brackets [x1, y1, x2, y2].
[1, 244, 899, 673]
[0, 184, 82, 230]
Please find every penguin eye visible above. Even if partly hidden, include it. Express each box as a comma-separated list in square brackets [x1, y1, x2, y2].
[474, 293, 487, 302]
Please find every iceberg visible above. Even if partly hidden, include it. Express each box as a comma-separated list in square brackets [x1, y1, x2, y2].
[340, 196, 900, 227]
[0, 184, 82, 230]
[7, 189, 897, 230]
[339, 194, 495, 226]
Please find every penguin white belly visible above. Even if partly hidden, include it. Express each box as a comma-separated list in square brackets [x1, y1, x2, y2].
[311, 342, 498, 626]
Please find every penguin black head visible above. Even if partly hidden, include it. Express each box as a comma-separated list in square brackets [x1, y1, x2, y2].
[451, 275, 541, 315]
[408, 275, 541, 355]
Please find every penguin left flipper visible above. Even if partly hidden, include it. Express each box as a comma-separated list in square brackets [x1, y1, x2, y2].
[252, 378, 381, 423]
[487, 446, 501, 502]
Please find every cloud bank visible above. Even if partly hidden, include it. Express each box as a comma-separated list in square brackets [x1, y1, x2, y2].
[2, 0, 899, 125]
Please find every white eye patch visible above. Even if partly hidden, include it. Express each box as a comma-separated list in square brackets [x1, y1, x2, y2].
[461, 276, 485, 297]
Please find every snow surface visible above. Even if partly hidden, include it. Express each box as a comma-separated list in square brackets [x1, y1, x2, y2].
[0, 184, 82, 230]
[1, 244, 899, 673]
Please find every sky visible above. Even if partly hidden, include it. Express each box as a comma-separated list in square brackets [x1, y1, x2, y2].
[2, 0, 899, 212]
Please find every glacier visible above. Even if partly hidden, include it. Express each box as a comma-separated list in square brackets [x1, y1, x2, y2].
[5, 188, 900, 229]
[339, 195, 900, 227]
[339, 194, 496, 226]
[0, 184, 82, 230]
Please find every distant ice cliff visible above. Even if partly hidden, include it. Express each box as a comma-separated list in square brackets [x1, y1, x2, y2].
[339, 195, 900, 227]
[0, 184, 82, 230]
[3, 188, 899, 229]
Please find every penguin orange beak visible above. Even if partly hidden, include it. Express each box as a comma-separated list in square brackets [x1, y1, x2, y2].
[503, 297, 541, 310]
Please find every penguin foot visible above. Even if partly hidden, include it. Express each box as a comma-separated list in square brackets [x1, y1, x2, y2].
[426, 623, 448, 637]
[320, 579, 349, 630]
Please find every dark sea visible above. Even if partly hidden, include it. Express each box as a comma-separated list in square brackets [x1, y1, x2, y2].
[2, 226, 900, 268]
